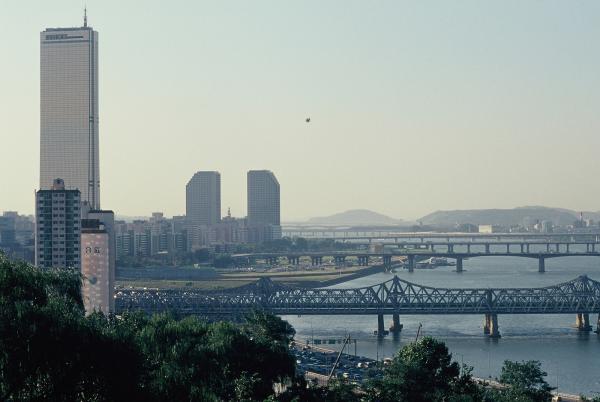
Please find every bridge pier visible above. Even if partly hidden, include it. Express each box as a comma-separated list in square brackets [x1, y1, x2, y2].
[377, 314, 385, 337]
[488, 314, 501, 338]
[382, 255, 392, 266]
[407, 255, 415, 273]
[390, 313, 403, 335]
[334, 256, 346, 266]
[467, 244, 471, 253]
[538, 257, 545, 273]
[556, 243, 560, 253]
[456, 257, 463, 273]
[448, 244, 454, 253]
[576, 313, 592, 332]
[520, 244, 524, 253]
[566, 243, 570, 253]
[485, 244, 490, 254]
[595, 314, 600, 334]
[483, 314, 490, 335]
[506, 244, 510, 253]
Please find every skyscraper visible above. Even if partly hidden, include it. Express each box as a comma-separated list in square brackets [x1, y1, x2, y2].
[40, 13, 100, 208]
[35, 179, 81, 269]
[247, 170, 280, 226]
[186, 171, 221, 225]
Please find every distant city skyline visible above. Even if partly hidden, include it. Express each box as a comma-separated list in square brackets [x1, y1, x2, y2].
[2, 1, 600, 220]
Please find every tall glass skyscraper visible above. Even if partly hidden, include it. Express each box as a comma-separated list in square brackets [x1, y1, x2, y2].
[40, 17, 100, 208]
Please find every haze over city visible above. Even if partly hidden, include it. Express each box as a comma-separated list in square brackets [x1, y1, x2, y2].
[5, 1, 600, 400]
[2, 1, 600, 220]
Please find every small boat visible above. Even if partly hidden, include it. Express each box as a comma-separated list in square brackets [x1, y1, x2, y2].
[416, 257, 456, 269]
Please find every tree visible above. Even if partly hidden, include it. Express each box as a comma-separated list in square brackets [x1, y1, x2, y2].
[364, 337, 481, 402]
[484, 360, 554, 402]
[244, 310, 296, 344]
[0, 255, 146, 401]
[0, 255, 299, 402]
[213, 253, 236, 268]
[276, 377, 360, 402]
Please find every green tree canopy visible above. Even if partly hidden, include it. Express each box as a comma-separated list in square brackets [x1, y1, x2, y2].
[0, 255, 297, 401]
[484, 360, 554, 402]
[365, 336, 481, 402]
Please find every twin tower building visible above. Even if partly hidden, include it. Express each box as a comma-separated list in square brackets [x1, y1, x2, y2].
[186, 170, 281, 246]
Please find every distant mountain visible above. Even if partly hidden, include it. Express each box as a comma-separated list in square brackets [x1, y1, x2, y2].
[419, 206, 585, 227]
[307, 209, 404, 226]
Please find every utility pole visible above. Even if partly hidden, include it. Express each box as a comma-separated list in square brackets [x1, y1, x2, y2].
[415, 323, 422, 342]
[327, 335, 351, 383]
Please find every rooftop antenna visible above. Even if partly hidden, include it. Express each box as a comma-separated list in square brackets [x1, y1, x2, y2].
[84, 6, 88, 27]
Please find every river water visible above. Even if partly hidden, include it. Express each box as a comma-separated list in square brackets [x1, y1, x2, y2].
[282, 252, 600, 396]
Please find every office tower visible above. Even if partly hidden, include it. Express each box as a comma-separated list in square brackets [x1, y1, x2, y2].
[186, 171, 221, 225]
[81, 219, 110, 314]
[40, 14, 100, 208]
[247, 170, 280, 225]
[35, 178, 81, 269]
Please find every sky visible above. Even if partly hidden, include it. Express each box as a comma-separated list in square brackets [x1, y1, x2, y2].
[1, 1, 599, 221]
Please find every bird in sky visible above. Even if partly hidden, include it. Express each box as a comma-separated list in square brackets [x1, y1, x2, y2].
[305, 117, 311, 123]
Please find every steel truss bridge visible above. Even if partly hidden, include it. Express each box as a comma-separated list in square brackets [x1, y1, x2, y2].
[115, 275, 600, 337]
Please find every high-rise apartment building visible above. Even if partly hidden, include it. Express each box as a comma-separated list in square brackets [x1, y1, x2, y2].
[81, 219, 110, 314]
[84, 208, 115, 312]
[40, 15, 100, 208]
[35, 179, 81, 269]
[186, 171, 221, 225]
[247, 170, 280, 225]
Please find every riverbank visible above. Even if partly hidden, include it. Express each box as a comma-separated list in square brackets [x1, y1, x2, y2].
[115, 263, 390, 290]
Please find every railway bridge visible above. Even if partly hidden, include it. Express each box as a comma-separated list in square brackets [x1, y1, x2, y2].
[115, 275, 600, 338]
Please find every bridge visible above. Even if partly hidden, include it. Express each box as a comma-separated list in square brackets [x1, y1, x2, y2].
[281, 230, 600, 243]
[233, 240, 600, 273]
[115, 275, 600, 338]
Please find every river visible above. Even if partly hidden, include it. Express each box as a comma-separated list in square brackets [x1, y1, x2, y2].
[282, 252, 600, 396]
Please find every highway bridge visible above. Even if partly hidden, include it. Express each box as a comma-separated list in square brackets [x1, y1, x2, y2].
[115, 275, 600, 338]
[280, 230, 600, 243]
[233, 239, 600, 273]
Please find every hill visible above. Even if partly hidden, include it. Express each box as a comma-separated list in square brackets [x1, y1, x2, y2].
[306, 209, 404, 226]
[419, 206, 582, 227]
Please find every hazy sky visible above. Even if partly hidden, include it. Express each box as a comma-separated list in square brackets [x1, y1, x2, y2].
[1, 1, 599, 221]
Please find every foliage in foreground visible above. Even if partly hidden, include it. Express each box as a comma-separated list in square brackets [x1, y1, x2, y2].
[0, 255, 562, 402]
[0, 255, 295, 401]
[362, 336, 481, 402]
